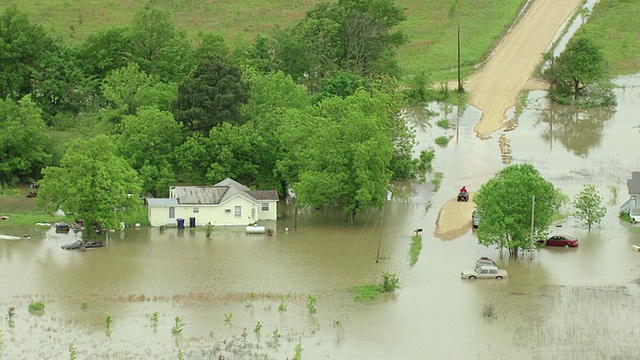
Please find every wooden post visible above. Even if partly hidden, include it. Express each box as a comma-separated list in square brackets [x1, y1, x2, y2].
[529, 195, 535, 260]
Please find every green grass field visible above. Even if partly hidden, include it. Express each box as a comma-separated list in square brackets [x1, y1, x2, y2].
[577, 0, 640, 76]
[1, 0, 637, 81]
[0, 0, 528, 81]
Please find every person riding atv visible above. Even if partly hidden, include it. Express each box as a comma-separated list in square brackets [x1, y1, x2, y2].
[457, 186, 469, 202]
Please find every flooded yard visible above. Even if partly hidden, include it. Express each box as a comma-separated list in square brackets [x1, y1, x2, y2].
[1, 77, 640, 359]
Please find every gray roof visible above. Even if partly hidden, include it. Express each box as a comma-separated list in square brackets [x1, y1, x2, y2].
[146, 198, 178, 207]
[628, 171, 640, 195]
[169, 178, 279, 205]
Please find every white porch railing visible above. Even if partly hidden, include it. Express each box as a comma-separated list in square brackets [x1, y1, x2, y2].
[619, 198, 635, 214]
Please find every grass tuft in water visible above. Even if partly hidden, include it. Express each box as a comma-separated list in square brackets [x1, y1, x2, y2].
[306, 294, 317, 314]
[409, 235, 423, 266]
[28, 300, 45, 313]
[354, 273, 401, 301]
[68, 342, 76, 360]
[171, 317, 185, 334]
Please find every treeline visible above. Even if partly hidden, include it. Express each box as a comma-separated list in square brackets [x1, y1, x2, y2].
[1, 1, 434, 223]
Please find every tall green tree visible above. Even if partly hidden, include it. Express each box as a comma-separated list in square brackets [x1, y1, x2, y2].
[572, 183, 606, 231]
[0, 6, 54, 99]
[474, 164, 563, 258]
[277, 89, 394, 222]
[176, 123, 267, 186]
[36, 135, 142, 232]
[172, 54, 250, 133]
[0, 96, 52, 184]
[544, 37, 613, 105]
[78, 27, 133, 80]
[117, 106, 182, 196]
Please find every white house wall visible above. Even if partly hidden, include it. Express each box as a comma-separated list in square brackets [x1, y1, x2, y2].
[148, 197, 278, 227]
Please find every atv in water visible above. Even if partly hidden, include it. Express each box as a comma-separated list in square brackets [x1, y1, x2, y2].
[457, 191, 469, 202]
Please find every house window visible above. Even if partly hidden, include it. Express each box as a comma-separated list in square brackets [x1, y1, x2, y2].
[261, 202, 269, 211]
[193, 207, 199, 213]
[169, 207, 175, 218]
[234, 206, 242, 218]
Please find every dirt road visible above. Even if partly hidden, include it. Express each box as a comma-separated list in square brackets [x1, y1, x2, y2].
[434, 0, 583, 237]
[466, 0, 583, 139]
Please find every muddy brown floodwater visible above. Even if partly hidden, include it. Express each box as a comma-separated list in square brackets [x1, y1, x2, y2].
[1, 76, 640, 359]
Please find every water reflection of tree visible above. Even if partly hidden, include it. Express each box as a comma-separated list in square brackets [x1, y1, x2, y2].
[537, 105, 615, 157]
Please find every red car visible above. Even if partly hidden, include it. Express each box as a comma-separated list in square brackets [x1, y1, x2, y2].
[539, 235, 579, 247]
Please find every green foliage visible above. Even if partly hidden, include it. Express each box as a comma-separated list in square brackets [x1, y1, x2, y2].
[0, 6, 53, 100]
[434, 135, 449, 146]
[619, 212, 632, 223]
[150, 312, 159, 330]
[293, 340, 303, 360]
[544, 37, 614, 106]
[381, 272, 400, 292]
[117, 106, 181, 196]
[353, 272, 400, 301]
[353, 284, 383, 301]
[36, 135, 142, 231]
[28, 300, 45, 312]
[430, 172, 443, 192]
[409, 235, 423, 266]
[105, 315, 112, 329]
[205, 222, 214, 238]
[277, 89, 398, 222]
[278, 298, 288, 312]
[306, 294, 317, 314]
[68, 342, 76, 360]
[474, 164, 563, 258]
[436, 119, 450, 129]
[224, 313, 233, 324]
[0, 96, 52, 184]
[577, 0, 640, 76]
[572, 183, 606, 231]
[171, 317, 185, 334]
[173, 54, 250, 133]
[254, 321, 263, 333]
[80, 302, 88, 310]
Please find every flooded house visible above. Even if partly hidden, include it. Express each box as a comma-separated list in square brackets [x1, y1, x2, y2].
[145, 178, 279, 227]
[621, 171, 640, 223]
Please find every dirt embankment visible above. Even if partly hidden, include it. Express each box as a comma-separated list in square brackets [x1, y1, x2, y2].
[434, 0, 583, 238]
[465, 0, 583, 140]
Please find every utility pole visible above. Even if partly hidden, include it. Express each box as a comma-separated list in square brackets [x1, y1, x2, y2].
[529, 195, 535, 260]
[457, 26, 463, 94]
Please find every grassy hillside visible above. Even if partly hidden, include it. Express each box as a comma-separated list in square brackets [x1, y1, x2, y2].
[577, 0, 640, 76]
[0, 0, 527, 82]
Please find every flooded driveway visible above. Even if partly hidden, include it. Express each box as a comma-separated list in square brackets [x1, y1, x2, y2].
[1, 77, 640, 359]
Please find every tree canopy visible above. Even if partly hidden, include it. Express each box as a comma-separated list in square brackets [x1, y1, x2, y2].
[572, 183, 606, 231]
[173, 54, 250, 133]
[36, 135, 142, 231]
[0, 96, 52, 184]
[544, 37, 614, 106]
[277, 89, 396, 222]
[473, 164, 563, 258]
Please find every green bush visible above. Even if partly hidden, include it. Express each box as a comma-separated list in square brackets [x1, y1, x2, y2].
[435, 136, 449, 146]
[436, 119, 450, 129]
[28, 300, 45, 312]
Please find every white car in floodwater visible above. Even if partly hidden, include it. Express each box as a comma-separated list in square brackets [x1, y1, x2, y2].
[461, 265, 508, 280]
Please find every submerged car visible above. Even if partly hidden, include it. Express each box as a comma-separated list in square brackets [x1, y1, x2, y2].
[461, 265, 508, 280]
[538, 235, 579, 248]
[475, 257, 495, 267]
[472, 210, 481, 228]
[61, 240, 104, 250]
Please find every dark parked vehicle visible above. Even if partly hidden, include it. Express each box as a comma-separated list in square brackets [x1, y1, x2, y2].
[538, 235, 579, 248]
[55, 222, 71, 233]
[61, 240, 104, 250]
